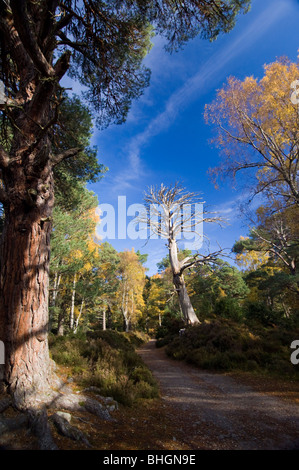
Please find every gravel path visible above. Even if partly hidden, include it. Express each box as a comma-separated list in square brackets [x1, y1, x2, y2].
[138, 340, 299, 450]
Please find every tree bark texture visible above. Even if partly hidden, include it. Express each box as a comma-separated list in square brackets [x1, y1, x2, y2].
[57, 308, 66, 337]
[173, 273, 200, 324]
[0, 4, 72, 407]
[70, 273, 77, 330]
[102, 309, 106, 331]
[0, 158, 54, 408]
[169, 239, 199, 324]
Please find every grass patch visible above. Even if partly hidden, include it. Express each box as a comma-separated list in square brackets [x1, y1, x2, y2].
[49, 330, 159, 406]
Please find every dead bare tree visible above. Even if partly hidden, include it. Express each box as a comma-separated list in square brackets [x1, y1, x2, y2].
[140, 183, 224, 324]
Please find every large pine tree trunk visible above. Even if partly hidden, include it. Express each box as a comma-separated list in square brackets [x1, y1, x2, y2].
[0, 8, 72, 409]
[0, 158, 55, 409]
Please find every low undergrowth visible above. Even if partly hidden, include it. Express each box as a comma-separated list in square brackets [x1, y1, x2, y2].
[49, 330, 159, 406]
[157, 318, 299, 380]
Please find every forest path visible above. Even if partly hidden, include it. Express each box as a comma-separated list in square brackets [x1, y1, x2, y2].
[138, 340, 299, 450]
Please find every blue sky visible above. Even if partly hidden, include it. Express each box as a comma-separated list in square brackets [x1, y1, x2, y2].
[65, 0, 299, 276]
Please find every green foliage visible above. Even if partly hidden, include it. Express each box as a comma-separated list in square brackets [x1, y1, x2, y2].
[87, 329, 146, 351]
[136, 250, 148, 266]
[147, 0, 251, 52]
[155, 312, 185, 348]
[214, 297, 244, 322]
[52, 95, 107, 211]
[214, 262, 249, 299]
[49, 334, 88, 370]
[164, 319, 299, 379]
[59, 0, 250, 128]
[49, 330, 159, 406]
[51, 188, 98, 267]
[243, 301, 281, 327]
[189, 260, 249, 321]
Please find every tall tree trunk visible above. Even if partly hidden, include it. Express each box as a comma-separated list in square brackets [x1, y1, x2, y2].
[49, 271, 61, 332]
[169, 239, 199, 324]
[121, 282, 130, 332]
[0, 158, 55, 409]
[52, 271, 61, 308]
[74, 299, 84, 334]
[124, 317, 130, 333]
[122, 307, 130, 332]
[107, 304, 112, 329]
[102, 309, 106, 331]
[70, 273, 77, 330]
[173, 273, 199, 324]
[57, 308, 65, 337]
[0, 10, 72, 408]
[122, 303, 130, 332]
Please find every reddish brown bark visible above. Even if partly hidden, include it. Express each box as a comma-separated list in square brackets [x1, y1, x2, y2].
[0, 156, 55, 409]
[0, 3, 72, 408]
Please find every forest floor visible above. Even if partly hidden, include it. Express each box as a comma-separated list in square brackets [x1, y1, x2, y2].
[1, 339, 299, 451]
[137, 340, 299, 450]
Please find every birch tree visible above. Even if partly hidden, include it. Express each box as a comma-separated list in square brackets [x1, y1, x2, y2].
[205, 58, 299, 208]
[117, 249, 146, 332]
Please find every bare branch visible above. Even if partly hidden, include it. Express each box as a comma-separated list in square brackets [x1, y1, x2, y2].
[179, 248, 225, 274]
[53, 50, 72, 80]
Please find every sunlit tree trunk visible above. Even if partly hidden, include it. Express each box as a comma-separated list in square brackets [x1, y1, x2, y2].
[121, 281, 130, 332]
[102, 308, 106, 331]
[57, 308, 65, 337]
[169, 239, 200, 324]
[70, 273, 77, 330]
[74, 299, 84, 334]
[0, 153, 54, 409]
[122, 298, 130, 333]
[49, 271, 61, 332]
[52, 271, 61, 308]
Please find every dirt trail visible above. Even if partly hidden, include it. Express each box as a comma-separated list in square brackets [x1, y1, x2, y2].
[138, 340, 299, 450]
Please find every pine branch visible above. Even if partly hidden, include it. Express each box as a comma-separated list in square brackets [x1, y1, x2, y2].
[10, 0, 55, 77]
[51, 147, 83, 166]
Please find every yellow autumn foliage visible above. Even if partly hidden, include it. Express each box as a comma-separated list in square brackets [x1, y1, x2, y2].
[205, 56, 299, 206]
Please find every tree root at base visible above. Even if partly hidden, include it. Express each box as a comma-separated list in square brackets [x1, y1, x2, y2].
[0, 383, 118, 450]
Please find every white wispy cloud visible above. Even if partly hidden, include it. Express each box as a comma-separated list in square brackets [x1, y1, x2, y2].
[109, 0, 289, 193]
